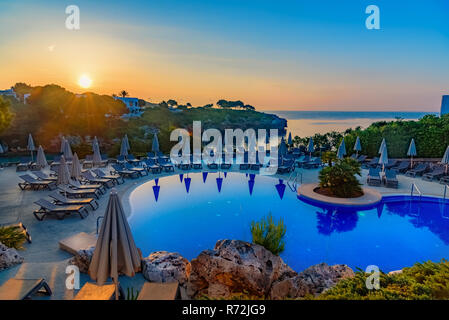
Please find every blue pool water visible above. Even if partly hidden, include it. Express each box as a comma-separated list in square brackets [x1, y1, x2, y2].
[128, 172, 449, 272]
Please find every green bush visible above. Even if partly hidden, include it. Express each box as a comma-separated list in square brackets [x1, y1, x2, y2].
[250, 213, 286, 255]
[318, 157, 362, 198]
[319, 260, 449, 300]
[0, 226, 27, 250]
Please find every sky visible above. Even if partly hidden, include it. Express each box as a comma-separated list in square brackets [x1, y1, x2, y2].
[0, 0, 448, 111]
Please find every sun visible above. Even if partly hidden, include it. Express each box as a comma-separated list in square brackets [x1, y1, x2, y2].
[78, 75, 93, 89]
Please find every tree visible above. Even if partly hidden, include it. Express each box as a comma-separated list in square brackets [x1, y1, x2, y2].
[319, 158, 362, 198]
[119, 90, 129, 98]
[186, 102, 192, 107]
[167, 99, 178, 107]
[0, 96, 13, 135]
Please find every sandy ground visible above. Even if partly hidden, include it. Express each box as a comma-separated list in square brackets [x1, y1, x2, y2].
[0, 163, 447, 299]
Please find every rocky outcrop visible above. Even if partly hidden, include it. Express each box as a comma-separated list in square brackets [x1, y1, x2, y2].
[69, 246, 95, 273]
[142, 251, 191, 285]
[269, 263, 355, 299]
[0, 242, 24, 271]
[187, 239, 296, 299]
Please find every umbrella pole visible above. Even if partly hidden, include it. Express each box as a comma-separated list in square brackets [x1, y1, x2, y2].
[115, 278, 119, 301]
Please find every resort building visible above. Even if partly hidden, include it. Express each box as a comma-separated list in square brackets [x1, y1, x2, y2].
[0, 87, 17, 99]
[113, 96, 143, 118]
[441, 95, 449, 116]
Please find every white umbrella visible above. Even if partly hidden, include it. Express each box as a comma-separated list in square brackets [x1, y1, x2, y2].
[60, 136, 66, 153]
[379, 143, 389, 173]
[88, 189, 141, 299]
[93, 140, 102, 166]
[123, 134, 130, 151]
[407, 139, 417, 169]
[152, 133, 159, 153]
[63, 139, 73, 160]
[92, 137, 99, 151]
[36, 145, 48, 168]
[120, 137, 128, 157]
[337, 140, 346, 159]
[441, 145, 449, 174]
[57, 156, 71, 185]
[378, 138, 386, 154]
[307, 138, 314, 156]
[354, 136, 362, 157]
[27, 133, 35, 161]
[70, 153, 82, 180]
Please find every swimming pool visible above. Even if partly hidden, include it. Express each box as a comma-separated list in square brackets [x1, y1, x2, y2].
[128, 172, 449, 272]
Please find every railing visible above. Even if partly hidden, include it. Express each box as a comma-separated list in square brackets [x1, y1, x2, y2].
[410, 183, 422, 199]
[287, 170, 303, 192]
[443, 184, 449, 200]
[96, 216, 104, 234]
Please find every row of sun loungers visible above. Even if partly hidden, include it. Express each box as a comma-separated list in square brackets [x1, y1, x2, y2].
[367, 168, 399, 188]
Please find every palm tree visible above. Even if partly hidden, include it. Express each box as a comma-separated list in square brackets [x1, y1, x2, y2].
[119, 90, 129, 98]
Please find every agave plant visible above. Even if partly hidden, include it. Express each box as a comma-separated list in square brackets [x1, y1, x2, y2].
[0, 226, 27, 250]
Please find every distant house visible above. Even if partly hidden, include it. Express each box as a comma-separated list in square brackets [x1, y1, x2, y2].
[113, 96, 143, 118]
[441, 95, 449, 116]
[0, 87, 17, 99]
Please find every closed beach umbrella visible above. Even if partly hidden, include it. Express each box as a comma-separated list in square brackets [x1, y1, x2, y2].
[378, 138, 386, 154]
[88, 189, 141, 299]
[379, 144, 389, 173]
[152, 133, 160, 153]
[441, 145, 449, 174]
[278, 136, 287, 158]
[120, 137, 128, 157]
[92, 136, 99, 151]
[60, 136, 66, 153]
[63, 139, 73, 160]
[407, 139, 417, 169]
[93, 140, 102, 165]
[70, 153, 82, 180]
[354, 136, 362, 156]
[27, 133, 35, 161]
[0, 144, 3, 154]
[36, 145, 48, 168]
[287, 132, 292, 146]
[307, 138, 314, 156]
[57, 156, 71, 185]
[123, 134, 130, 151]
[337, 140, 346, 159]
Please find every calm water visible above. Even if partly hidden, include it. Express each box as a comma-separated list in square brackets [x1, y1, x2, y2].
[269, 111, 439, 137]
[128, 172, 449, 272]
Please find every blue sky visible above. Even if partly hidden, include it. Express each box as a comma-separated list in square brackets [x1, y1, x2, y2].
[0, 0, 448, 110]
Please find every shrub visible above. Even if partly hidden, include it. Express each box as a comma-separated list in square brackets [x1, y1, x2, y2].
[0, 226, 27, 250]
[318, 157, 362, 198]
[318, 260, 449, 300]
[250, 213, 286, 255]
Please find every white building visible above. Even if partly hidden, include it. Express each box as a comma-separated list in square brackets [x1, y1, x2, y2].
[0, 87, 17, 99]
[113, 96, 143, 118]
[441, 95, 449, 116]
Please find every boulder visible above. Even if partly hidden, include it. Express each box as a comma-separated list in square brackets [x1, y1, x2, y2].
[142, 251, 191, 285]
[187, 239, 296, 299]
[69, 246, 95, 273]
[0, 241, 24, 271]
[269, 262, 355, 299]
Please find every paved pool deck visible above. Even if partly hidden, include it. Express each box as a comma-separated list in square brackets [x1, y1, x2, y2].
[0, 164, 447, 299]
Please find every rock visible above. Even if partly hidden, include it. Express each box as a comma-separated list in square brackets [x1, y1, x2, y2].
[269, 263, 355, 299]
[388, 270, 402, 275]
[187, 239, 296, 299]
[69, 246, 95, 273]
[142, 251, 191, 285]
[0, 241, 24, 271]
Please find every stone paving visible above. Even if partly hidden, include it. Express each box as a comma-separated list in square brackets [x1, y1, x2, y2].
[0, 163, 447, 299]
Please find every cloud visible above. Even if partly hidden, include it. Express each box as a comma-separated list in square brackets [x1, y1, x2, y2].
[48, 44, 56, 52]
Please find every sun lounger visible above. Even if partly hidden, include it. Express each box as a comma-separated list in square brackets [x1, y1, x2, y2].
[142, 159, 162, 174]
[350, 154, 358, 159]
[82, 155, 94, 168]
[49, 191, 99, 210]
[126, 154, 141, 166]
[385, 159, 399, 169]
[392, 161, 411, 173]
[384, 169, 399, 188]
[18, 174, 57, 191]
[137, 282, 180, 300]
[439, 174, 449, 184]
[81, 171, 114, 188]
[59, 232, 97, 255]
[364, 157, 379, 168]
[74, 282, 124, 300]
[16, 157, 31, 172]
[367, 167, 381, 186]
[277, 159, 295, 174]
[58, 186, 100, 199]
[33, 199, 88, 220]
[32, 170, 58, 182]
[0, 278, 52, 300]
[357, 155, 367, 163]
[303, 157, 321, 169]
[405, 163, 428, 177]
[124, 163, 148, 176]
[111, 164, 140, 179]
[70, 180, 106, 194]
[93, 168, 124, 185]
[423, 166, 446, 181]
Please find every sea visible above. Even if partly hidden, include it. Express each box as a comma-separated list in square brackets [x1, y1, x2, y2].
[268, 111, 439, 138]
